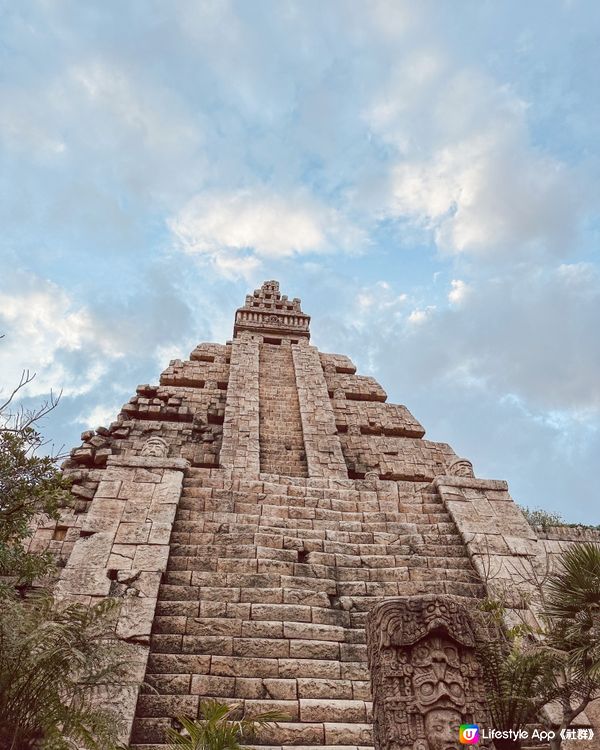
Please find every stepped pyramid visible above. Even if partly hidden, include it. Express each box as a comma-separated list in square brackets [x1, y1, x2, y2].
[33, 280, 599, 749]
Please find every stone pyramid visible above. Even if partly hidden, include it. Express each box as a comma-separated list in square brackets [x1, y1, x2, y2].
[32, 280, 597, 749]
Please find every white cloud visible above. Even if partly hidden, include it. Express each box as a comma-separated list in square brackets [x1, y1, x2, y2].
[408, 307, 435, 325]
[70, 61, 202, 155]
[367, 61, 585, 260]
[0, 277, 124, 399]
[75, 402, 122, 430]
[390, 130, 579, 258]
[357, 281, 406, 312]
[448, 279, 470, 305]
[169, 188, 366, 277]
[357, 265, 600, 416]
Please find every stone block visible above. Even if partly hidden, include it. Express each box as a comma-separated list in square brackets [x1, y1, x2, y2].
[116, 597, 157, 640]
[115, 522, 152, 544]
[95, 480, 123, 498]
[300, 699, 367, 723]
[66, 532, 114, 569]
[190, 674, 235, 696]
[56, 569, 111, 597]
[263, 678, 298, 700]
[133, 545, 170, 571]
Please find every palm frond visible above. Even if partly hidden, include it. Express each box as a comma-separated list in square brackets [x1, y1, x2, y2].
[167, 700, 289, 750]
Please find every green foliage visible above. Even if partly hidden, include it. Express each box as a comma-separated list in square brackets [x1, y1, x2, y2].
[167, 700, 288, 750]
[545, 542, 600, 681]
[0, 369, 126, 750]
[520, 505, 564, 530]
[0, 427, 71, 594]
[478, 637, 560, 733]
[478, 541, 600, 741]
[0, 594, 127, 750]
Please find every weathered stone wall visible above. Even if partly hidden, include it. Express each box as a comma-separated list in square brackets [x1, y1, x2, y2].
[219, 333, 260, 474]
[292, 344, 348, 478]
[27, 280, 597, 749]
[53, 453, 188, 743]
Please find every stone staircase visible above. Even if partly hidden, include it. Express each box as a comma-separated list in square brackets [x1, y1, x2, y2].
[129, 469, 484, 749]
[259, 343, 308, 477]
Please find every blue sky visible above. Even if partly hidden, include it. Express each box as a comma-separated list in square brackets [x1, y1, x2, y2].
[1, 1, 599, 523]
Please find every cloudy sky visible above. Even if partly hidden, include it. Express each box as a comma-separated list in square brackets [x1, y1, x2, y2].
[1, 1, 599, 523]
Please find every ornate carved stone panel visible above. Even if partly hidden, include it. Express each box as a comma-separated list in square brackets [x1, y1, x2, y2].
[367, 595, 491, 750]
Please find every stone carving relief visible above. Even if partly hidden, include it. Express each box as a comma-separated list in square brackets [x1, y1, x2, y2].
[366, 595, 491, 750]
[447, 457, 475, 478]
[140, 436, 169, 458]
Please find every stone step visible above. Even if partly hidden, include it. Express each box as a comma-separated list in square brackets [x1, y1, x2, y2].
[171, 519, 461, 540]
[135, 696, 372, 725]
[151, 608, 355, 633]
[149, 626, 357, 654]
[168, 533, 469, 558]
[167, 546, 468, 568]
[130, 718, 373, 746]
[169, 526, 464, 547]
[178, 490, 450, 516]
[156, 577, 484, 607]
[142, 653, 370, 681]
[143, 674, 371, 701]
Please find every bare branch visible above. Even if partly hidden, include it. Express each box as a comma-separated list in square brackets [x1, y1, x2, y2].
[0, 385, 62, 436]
[0, 370, 37, 415]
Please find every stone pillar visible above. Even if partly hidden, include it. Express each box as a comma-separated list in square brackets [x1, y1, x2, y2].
[366, 595, 492, 750]
[55, 452, 188, 744]
[219, 333, 260, 474]
[291, 343, 348, 478]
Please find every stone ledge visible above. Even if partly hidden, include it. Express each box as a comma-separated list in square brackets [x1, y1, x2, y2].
[107, 456, 190, 470]
[433, 475, 509, 493]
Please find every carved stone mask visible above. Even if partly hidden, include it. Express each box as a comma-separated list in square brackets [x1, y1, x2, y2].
[412, 638, 465, 710]
[141, 436, 168, 458]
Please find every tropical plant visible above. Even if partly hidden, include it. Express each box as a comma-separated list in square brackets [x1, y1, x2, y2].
[0, 359, 126, 749]
[476, 542, 600, 749]
[0, 427, 71, 595]
[477, 636, 559, 742]
[542, 542, 600, 747]
[545, 542, 600, 677]
[167, 699, 288, 750]
[0, 594, 127, 750]
[0, 362, 70, 596]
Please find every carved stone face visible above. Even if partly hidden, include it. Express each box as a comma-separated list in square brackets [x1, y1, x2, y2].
[424, 708, 462, 750]
[448, 458, 474, 478]
[141, 436, 168, 458]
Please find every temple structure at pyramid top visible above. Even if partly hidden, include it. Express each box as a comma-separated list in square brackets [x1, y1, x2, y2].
[234, 279, 311, 339]
[33, 280, 599, 749]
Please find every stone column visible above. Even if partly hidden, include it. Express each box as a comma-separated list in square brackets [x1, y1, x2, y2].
[55, 453, 188, 744]
[219, 333, 260, 474]
[366, 595, 492, 750]
[291, 343, 348, 478]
